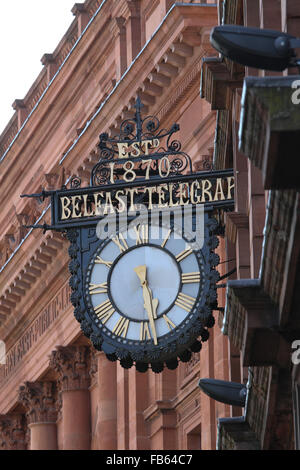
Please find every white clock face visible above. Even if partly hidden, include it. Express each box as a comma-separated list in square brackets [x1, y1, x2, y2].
[87, 225, 203, 345]
[85, 224, 204, 346]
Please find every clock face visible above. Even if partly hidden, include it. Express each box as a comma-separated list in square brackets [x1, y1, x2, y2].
[83, 222, 210, 365]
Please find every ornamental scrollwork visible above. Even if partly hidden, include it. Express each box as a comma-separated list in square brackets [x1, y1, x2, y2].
[90, 97, 193, 186]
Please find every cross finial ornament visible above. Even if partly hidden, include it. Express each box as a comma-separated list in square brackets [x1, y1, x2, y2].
[134, 95, 144, 113]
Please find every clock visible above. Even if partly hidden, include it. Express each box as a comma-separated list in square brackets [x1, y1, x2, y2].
[71, 215, 220, 372]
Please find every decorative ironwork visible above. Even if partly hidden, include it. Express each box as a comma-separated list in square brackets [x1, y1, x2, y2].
[69, 175, 82, 189]
[91, 97, 193, 186]
[194, 159, 214, 172]
[202, 159, 214, 171]
[18, 97, 236, 373]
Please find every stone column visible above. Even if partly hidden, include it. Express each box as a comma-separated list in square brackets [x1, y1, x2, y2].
[144, 369, 177, 450]
[41, 54, 58, 82]
[12, 99, 28, 129]
[110, 17, 127, 81]
[117, 363, 129, 450]
[72, 3, 90, 36]
[96, 352, 118, 450]
[89, 351, 99, 450]
[50, 345, 91, 450]
[124, 0, 142, 65]
[18, 381, 57, 450]
[128, 367, 149, 450]
[0, 413, 27, 450]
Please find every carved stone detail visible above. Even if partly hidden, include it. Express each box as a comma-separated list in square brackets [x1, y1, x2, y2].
[89, 350, 98, 386]
[44, 173, 60, 191]
[0, 413, 27, 450]
[18, 381, 57, 425]
[183, 351, 200, 378]
[125, 0, 141, 18]
[27, 197, 43, 225]
[49, 345, 91, 392]
[15, 213, 30, 244]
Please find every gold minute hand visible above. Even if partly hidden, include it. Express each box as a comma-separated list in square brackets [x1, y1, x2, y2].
[134, 265, 158, 345]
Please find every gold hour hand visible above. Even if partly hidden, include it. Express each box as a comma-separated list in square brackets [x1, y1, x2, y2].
[134, 265, 159, 345]
[151, 297, 158, 320]
[143, 296, 158, 320]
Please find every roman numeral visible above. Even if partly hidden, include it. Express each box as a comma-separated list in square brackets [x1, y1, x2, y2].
[94, 299, 114, 324]
[140, 321, 151, 341]
[95, 256, 112, 268]
[89, 282, 108, 295]
[181, 272, 201, 284]
[112, 233, 129, 253]
[175, 292, 196, 312]
[176, 248, 193, 263]
[163, 314, 176, 331]
[112, 316, 130, 338]
[161, 229, 172, 248]
[134, 224, 149, 245]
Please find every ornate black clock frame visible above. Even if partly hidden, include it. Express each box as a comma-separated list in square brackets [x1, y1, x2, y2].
[67, 213, 220, 373]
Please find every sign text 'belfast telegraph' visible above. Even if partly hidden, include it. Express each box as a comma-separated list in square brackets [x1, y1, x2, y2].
[59, 175, 234, 222]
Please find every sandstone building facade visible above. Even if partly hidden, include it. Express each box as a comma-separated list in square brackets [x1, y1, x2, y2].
[0, 0, 233, 451]
[1, 0, 299, 451]
[201, 0, 300, 450]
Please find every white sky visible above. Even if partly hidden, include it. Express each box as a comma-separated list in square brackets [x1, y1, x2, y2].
[0, 0, 77, 135]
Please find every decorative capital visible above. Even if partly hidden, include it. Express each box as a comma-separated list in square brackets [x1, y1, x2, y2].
[0, 413, 27, 450]
[110, 17, 126, 37]
[71, 2, 88, 16]
[44, 173, 60, 190]
[89, 351, 98, 387]
[12, 99, 26, 111]
[41, 53, 55, 66]
[49, 345, 90, 392]
[18, 381, 57, 424]
[15, 212, 30, 244]
[12, 99, 28, 128]
[125, 0, 141, 18]
[225, 211, 249, 244]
